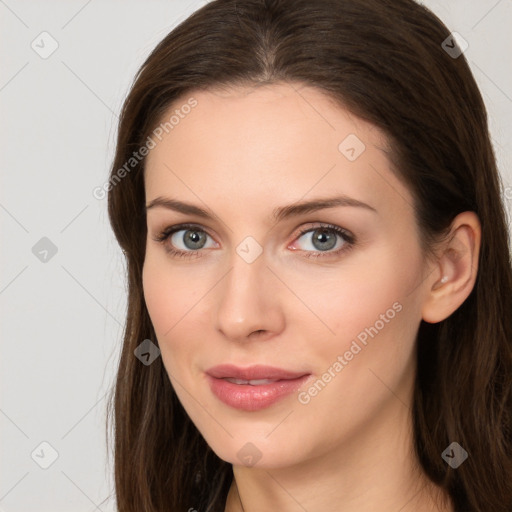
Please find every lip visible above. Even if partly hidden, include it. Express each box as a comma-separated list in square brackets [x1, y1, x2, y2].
[206, 364, 309, 381]
[206, 364, 311, 411]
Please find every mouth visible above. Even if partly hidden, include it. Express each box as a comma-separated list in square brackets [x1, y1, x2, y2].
[206, 363, 310, 381]
[223, 377, 283, 385]
[205, 364, 312, 411]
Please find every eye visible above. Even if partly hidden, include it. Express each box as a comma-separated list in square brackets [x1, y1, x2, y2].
[152, 222, 356, 260]
[152, 223, 217, 258]
[290, 223, 355, 259]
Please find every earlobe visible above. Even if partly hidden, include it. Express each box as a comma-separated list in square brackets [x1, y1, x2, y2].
[421, 211, 481, 324]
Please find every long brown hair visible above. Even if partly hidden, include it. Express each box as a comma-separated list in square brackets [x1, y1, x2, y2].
[105, 1, 512, 510]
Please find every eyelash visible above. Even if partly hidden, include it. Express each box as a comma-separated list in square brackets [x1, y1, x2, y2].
[152, 222, 356, 260]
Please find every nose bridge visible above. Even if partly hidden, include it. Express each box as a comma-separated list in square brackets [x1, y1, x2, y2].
[214, 241, 279, 340]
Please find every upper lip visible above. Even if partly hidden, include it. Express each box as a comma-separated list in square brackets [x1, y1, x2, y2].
[206, 364, 310, 381]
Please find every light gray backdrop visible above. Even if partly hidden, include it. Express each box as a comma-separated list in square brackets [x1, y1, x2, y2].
[1, 1, 511, 511]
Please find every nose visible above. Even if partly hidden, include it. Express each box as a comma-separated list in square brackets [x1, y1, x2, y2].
[214, 248, 285, 343]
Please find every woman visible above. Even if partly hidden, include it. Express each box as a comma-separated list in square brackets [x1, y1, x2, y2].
[105, 0, 512, 510]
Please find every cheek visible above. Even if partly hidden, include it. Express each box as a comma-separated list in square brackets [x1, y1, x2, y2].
[284, 243, 421, 347]
[142, 253, 208, 379]
[325, 245, 422, 385]
[142, 251, 202, 334]
[142, 256, 172, 332]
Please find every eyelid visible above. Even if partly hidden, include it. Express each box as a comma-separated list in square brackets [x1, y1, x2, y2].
[292, 222, 355, 245]
[288, 223, 355, 259]
[154, 221, 209, 237]
[153, 222, 218, 248]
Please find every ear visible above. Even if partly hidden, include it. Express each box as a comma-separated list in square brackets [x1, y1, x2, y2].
[421, 211, 481, 324]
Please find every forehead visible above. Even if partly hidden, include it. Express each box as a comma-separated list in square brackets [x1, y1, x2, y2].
[143, 83, 413, 219]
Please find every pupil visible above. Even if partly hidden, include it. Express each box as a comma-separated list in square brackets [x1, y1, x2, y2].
[314, 229, 336, 251]
[185, 230, 206, 249]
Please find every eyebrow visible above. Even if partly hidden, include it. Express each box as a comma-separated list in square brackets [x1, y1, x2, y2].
[145, 195, 377, 222]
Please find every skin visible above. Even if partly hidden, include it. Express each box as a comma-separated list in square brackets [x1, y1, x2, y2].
[142, 82, 480, 512]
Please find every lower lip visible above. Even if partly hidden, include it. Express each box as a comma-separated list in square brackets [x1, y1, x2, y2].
[206, 374, 311, 411]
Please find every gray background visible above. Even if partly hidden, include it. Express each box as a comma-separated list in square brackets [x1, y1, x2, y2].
[1, 1, 511, 511]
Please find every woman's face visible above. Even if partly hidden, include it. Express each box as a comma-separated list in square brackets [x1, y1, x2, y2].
[142, 83, 433, 468]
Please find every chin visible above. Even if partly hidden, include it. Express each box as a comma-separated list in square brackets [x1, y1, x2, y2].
[201, 431, 309, 469]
